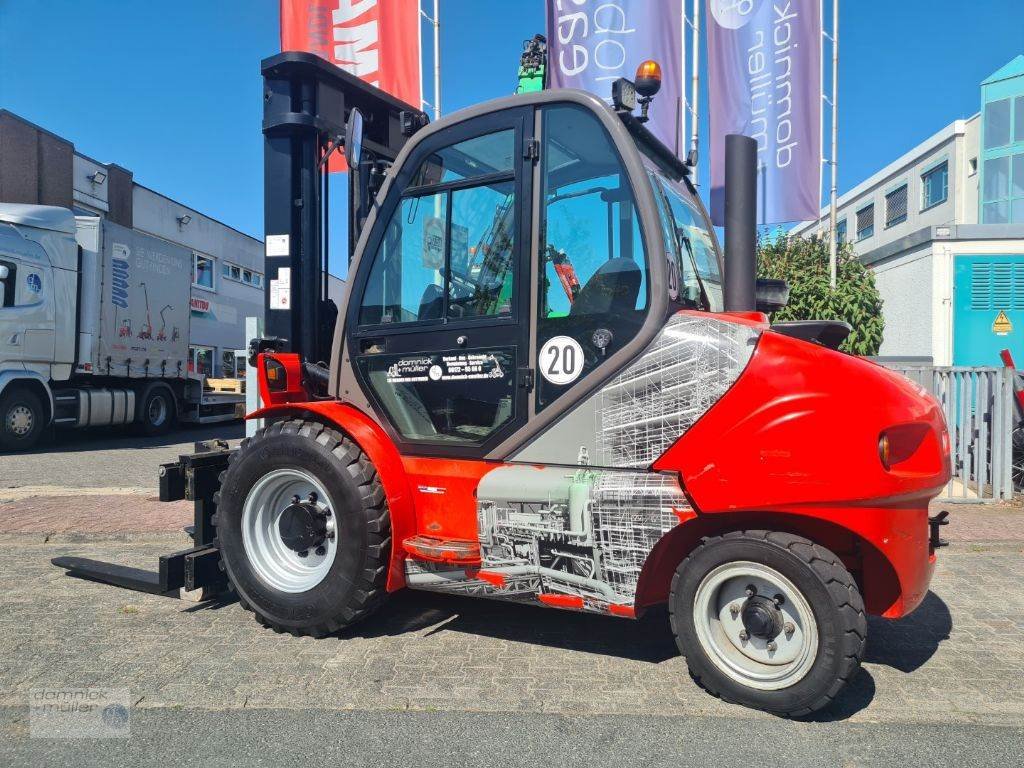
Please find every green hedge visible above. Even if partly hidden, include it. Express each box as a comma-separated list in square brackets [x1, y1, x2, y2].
[757, 233, 884, 356]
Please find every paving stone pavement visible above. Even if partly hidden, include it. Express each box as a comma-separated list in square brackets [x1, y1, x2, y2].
[1, 534, 1022, 727]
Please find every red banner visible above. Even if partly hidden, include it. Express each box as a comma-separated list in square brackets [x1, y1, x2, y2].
[281, 0, 422, 170]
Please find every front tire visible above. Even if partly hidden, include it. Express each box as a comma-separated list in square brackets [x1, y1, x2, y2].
[213, 418, 390, 636]
[0, 386, 46, 451]
[669, 530, 866, 717]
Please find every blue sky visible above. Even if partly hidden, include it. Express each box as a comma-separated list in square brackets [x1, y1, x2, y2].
[1, 1, 1022, 277]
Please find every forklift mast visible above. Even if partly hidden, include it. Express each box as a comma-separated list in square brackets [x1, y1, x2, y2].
[260, 52, 428, 364]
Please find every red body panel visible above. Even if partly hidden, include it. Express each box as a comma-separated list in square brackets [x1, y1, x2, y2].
[654, 328, 951, 617]
[400, 456, 496, 541]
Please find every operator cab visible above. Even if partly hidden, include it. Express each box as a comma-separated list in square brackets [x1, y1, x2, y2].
[339, 87, 724, 460]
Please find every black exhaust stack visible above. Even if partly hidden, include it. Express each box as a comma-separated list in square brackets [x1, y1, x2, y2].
[723, 134, 758, 312]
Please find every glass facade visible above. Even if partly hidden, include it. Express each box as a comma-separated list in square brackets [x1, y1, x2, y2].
[980, 57, 1024, 224]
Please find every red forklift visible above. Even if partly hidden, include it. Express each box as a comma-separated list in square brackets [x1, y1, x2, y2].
[55, 51, 951, 717]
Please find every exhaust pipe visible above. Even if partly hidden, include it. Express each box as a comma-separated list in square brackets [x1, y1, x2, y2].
[723, 133, 758, 312]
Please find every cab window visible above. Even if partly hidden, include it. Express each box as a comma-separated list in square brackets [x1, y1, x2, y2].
[0, 260, 15, 308]
[650, 173, 702, 308]
[358, 130, 517, 326]
[660, 181, 724, 312]
[536, 104, 649, 409]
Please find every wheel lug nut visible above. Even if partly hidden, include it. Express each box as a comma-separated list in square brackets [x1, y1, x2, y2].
[323, 509, 332, 518]
[774, 594, 785, 606]
[291, 495, 301, 504]
[767, 641, 777, 652]
[298, 550, 308, 558]
[784, 622, 795, 635]
[729, 603, 741, 616]
[738, 629, 749, 641]
[745, 584, 757, 597]
[315, 546, 326, 556]
[308, 491, 318, 503]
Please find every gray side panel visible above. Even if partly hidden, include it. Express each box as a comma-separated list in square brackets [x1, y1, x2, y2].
[406, 466, 691, 615]
[96, 221, 190, 378]
[513, 314, 760, 467]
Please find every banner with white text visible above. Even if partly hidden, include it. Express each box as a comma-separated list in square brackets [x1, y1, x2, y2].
[707, 0, 821, 225]
[546, 0, 684, 155]
[280, 0, 421, 171]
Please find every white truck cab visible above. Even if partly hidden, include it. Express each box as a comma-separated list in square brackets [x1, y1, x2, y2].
[0, 203, 243, 450]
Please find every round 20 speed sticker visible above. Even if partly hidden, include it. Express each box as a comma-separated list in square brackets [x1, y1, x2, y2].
[539, 335, 584, 386]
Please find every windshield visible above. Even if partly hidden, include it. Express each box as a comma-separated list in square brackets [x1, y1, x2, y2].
[646, 167, 725, 312]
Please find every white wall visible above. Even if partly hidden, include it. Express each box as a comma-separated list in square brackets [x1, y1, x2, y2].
[872, 245, 935, 359]
[72, 155, 109, 214]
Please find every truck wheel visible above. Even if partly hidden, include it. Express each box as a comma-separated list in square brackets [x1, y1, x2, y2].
[137, 385, 176, 436]
[669, 530, 866, 718]
[212, 418, 390, 637]
[0, 386, 46, 451]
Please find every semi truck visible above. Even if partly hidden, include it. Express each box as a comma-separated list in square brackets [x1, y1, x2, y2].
[54, 51, 952, 717]
[0, 205, 244, 450]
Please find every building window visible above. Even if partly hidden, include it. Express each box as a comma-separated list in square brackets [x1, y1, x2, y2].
[856, 204, 874, 240]
[221, 350, 237, 378]
[985, 98, 1012, 148]
[835, 219, 847, 247]
[982, 153, 1024, 224]
[885, 185, 908, 228]
[188, 345, 215, 377]
[192, 252, 215, 291]
[1016, 96, 1024, 143]
[921, 162, 948, 210]
[222, 262, 263, 288]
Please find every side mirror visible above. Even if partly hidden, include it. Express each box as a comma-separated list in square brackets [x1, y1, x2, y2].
[344, 108, 364, 169]
[755, 278, 790, 313]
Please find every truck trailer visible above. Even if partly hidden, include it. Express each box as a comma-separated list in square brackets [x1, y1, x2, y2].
[53, 51, 952, 717]
[0, 206, 243, 450]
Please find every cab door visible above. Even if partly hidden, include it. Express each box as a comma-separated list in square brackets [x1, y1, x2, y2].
[346, 108, 534, 458]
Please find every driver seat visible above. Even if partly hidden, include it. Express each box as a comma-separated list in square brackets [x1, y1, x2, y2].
[569, 258, 641, 317]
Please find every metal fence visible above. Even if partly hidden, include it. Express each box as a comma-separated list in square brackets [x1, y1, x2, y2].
[887, 365, 1015, 502]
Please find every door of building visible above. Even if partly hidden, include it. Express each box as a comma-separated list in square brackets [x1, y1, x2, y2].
[953, 254, 1024, 366]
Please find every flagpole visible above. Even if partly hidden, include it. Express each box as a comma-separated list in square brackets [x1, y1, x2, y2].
[420, 0, 441, 120]
[417, 1, 425, 112]
[679, 1, 686, 158]
[690, 0, 700, 179]
[432, 0, 441, 120]
[828, 0, 839, 289]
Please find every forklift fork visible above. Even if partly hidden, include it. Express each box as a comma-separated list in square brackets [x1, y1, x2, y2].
[52, 441, 233, 598]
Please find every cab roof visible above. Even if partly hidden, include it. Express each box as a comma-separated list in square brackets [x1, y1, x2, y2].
[0, 203, 76, 234]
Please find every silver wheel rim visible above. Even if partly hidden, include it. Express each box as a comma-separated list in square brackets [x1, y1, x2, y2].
[7, 405, 33, 436]
[148, 395, 167, 427]
[242, 469, 338, 593]
[692, 561, 819, 691]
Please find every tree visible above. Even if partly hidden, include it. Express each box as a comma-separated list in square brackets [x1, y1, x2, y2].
[757, 233, 884, 356]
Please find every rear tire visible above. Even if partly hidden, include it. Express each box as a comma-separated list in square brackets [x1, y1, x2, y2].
[212, 418, 390, 637]
[669, 530, 866, 717]
[136, 385, 176, 436]
[0, 386, 46, 451]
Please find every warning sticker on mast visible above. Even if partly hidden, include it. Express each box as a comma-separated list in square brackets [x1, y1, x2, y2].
[280, 0, 422, 170]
